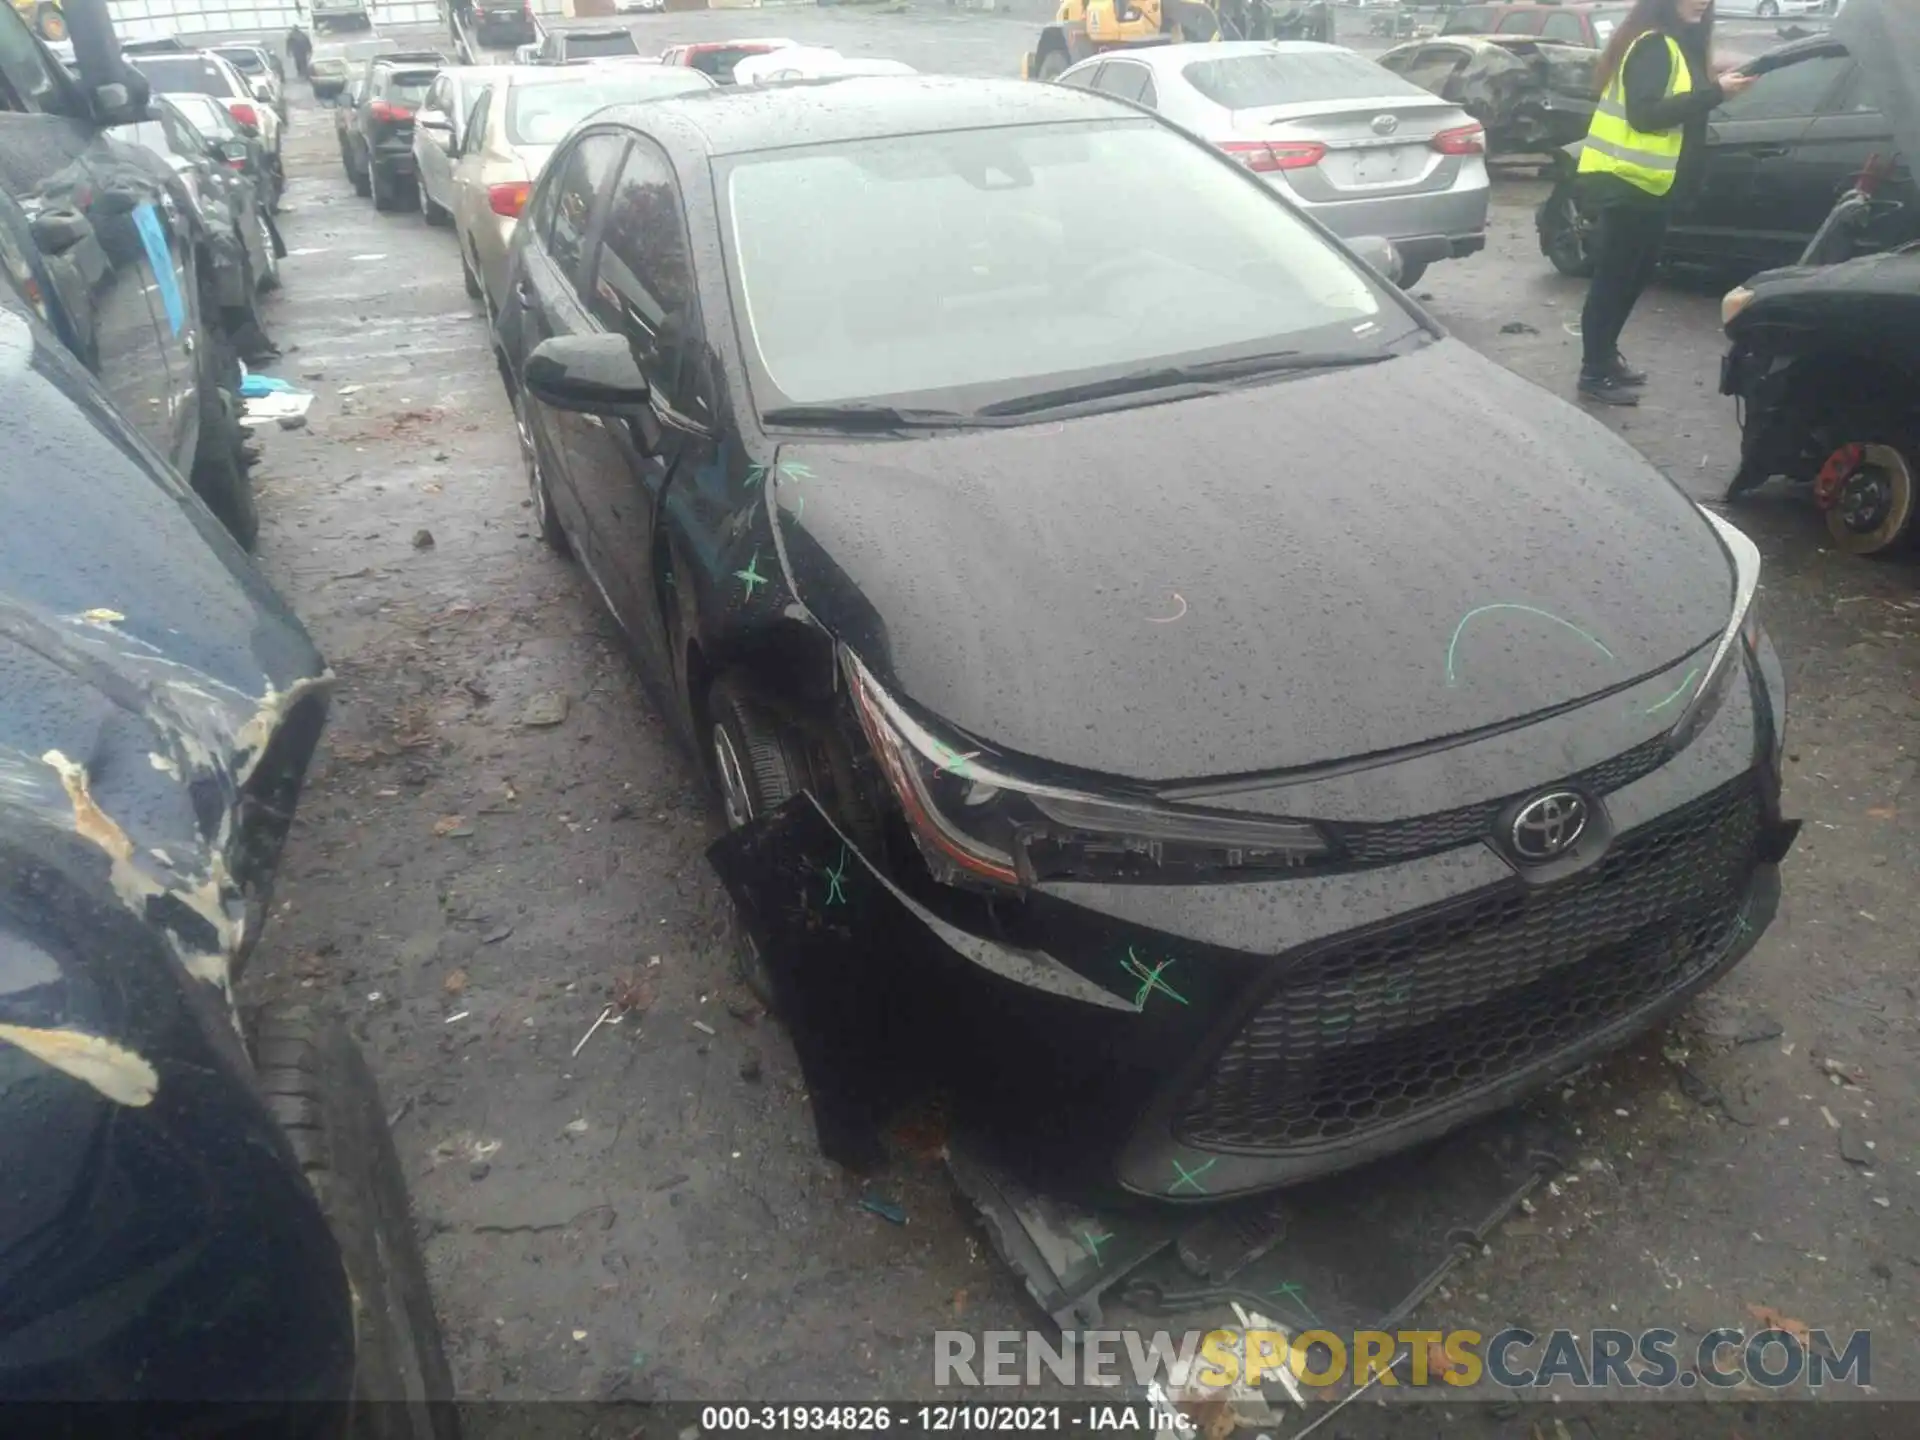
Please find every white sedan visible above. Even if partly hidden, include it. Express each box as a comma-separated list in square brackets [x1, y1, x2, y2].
[731, 47, 917, 85]
[1053, 41, 1488, 288]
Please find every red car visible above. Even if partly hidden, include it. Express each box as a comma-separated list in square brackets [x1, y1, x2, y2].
[658, 38, 795, 85]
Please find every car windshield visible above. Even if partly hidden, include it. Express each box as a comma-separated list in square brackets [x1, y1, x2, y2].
[128, 55, 238, 97]
[691, 44, 778, 78]
[505, 70, 709, 143]
[216, 48, 265, 73]
[1442, 6, 1496, 31]
[1182, 49, 1428, 107]
[564, 31, 639, 57]
[381, 69, 438, 102]
[721, 119, 1405, 414]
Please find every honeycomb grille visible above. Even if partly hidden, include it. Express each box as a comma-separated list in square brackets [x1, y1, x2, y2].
[1176, 774, 1762, 1155]
[1324, 735, 1670, 866]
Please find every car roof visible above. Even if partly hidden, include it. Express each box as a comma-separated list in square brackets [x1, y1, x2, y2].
[598, 75, 1136, 156]
[1071, 39, 1370, 73]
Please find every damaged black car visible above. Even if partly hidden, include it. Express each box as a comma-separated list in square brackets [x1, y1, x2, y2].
[1377, 34, 1599, 156]
[494, 77, 1798, 1204]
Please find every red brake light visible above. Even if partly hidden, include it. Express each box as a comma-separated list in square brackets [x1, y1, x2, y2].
[1219, 139, 1326, 173]
[225, 100, 259, 129]
[1431, 123, 1485, 156]
[1856, 151, 1889, 196]
[488, 181, 532, 218]
[371, 99, 415, 123]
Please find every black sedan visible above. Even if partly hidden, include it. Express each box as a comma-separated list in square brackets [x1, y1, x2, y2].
[492, 77, 1799, 1203]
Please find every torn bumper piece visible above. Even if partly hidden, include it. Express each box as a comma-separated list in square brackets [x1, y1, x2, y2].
[709, 783, 1787, 1206]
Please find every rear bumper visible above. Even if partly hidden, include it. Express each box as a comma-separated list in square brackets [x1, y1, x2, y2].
[372, 141, 416, 173]
[1288, 178, 1490, 262]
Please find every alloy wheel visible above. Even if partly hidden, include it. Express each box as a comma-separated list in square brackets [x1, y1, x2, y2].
[512, 389, 552, 530]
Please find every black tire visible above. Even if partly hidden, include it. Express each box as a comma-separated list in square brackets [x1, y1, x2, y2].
[1036, 49, 1067, 80]
[1813, 415, 1917, 556]
[252, 1006, 460, 1440]
[420, 182, 452, 228]
[255, 213, 282, 293]
[352, 154, 372, 198]
[371, 162, 402, 212]
[512, 385, 570, 555]
[1758, 0, 1778, 14]
[1539, 186, 1596, 278]
[192, 325, 260, 551]
[1396, 260, 1428, 290]
[460, 240, 482, 299]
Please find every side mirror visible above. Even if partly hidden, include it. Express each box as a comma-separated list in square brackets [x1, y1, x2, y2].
[1347, 233, 1404, 286]
[525, 333, 651, 415]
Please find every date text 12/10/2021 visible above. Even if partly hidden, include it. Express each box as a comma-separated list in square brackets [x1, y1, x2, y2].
[698, 1405, 1191, 1433]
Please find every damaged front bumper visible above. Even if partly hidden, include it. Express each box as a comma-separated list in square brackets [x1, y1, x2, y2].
[711, 659, 1798, 1205]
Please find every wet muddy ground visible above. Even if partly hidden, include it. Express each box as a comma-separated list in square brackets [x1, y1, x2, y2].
[235, 10, 1920, 1419]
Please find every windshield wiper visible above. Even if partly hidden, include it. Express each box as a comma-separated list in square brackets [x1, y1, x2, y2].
[760, 402, 980, 431]
[975, 350, 1392, 419]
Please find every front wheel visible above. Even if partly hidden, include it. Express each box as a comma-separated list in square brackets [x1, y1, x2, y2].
[1035, 49, 1066, 80]
[255, 213, 282, 292]
[420, 179, 452, 227]
[1395, 260, 1428, 290]
[1757, 0, 1779, 14]
[512, 385, 570, 555]
[1813, 419, 1917, 556]
[351, 153, 372, 198]
[1539, 186, 1596, 277]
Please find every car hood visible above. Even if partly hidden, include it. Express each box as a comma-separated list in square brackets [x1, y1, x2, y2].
[769, 338, 1730, 782]
[0, 301, 328, 1010]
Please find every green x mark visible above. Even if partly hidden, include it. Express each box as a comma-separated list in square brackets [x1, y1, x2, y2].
[1082, 1228, 1114, 1265]
[823, 845, 850, 907]
[931, 740, 980, 779]
[734, 549, 768, 601]
[745, 459, 816, 489]
[1121, 948, 1188, 1009]
[1169, 1157, 1216, 1195]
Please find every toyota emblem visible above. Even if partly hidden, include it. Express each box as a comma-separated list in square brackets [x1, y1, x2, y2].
[1371, 113, 1400, 136]
[1509, 791, 1588, 863]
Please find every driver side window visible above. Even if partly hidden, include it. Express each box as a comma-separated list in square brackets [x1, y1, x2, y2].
[459, 87, 490, 157]
[1715, 51, 1851, 122]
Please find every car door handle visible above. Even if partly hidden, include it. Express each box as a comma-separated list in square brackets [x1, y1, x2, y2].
[1748, 145, 1792, 159]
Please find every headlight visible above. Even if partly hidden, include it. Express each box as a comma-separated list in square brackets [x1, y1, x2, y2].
[1666, 506, 1762, 753]
[842, 648, 1331, 890]
[1720, 285, 1754, 329]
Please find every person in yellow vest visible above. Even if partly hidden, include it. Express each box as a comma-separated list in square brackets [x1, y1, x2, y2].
[1574, 0, 1756, 405]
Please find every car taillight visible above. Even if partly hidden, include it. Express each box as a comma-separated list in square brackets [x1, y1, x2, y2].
[1219, 139, 1326, 173]
[225, 100, 259, 129]
[1856, 151, 1889, 196]
[371, 99, 415, 123]
[488, 181, 531, 218]
[1431, 123, 1485, 156]
[227, 156, 246, 170]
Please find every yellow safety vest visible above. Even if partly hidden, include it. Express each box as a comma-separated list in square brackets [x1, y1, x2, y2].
[1578, 33, 1694, 197]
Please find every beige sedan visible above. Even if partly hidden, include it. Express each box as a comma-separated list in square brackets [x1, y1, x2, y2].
[449, 64, 715, 316]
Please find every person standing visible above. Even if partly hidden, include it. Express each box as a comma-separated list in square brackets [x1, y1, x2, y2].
[1573, 0, 1756, 405]
[287, 24, 313, 82]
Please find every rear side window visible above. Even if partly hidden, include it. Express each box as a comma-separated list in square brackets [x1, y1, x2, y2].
[217, 48, 265, 73]
[1182, 49, 1427, 107]
[690, 45, 768, 78]
[129, 55, 237, 97]
[1493, 10, 1537, 33]
[1098, 61, 1152, 104]
[565, 31, 639, 58]
[1541, 13, 1586, 42]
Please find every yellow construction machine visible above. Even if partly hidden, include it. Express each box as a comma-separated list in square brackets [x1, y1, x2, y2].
[1022, 0, 1225, 81]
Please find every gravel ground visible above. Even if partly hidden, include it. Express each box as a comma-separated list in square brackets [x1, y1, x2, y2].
[223, 8, 1920, 1423]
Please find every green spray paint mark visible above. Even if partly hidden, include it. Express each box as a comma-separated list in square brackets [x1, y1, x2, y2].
[745, 459, 816, 489]
[1082, 1228, 1114, 1265]
[734, 549, 768, 601]
[930, 740, 980, 779]
[1444, 604, 1615, 688]
[1121, 949, 1188, 1009]
[1169, 1156, 1217, 1195]
[1643, 667, 1702, 717]
[1269, 1281, 1322, 1328]
[823, 845, 850, 907]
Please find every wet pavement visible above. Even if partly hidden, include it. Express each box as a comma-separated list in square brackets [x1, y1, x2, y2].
[236, 7, 1920, 1417]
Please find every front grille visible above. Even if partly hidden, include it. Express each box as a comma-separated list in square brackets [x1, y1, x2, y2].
[1176, 774, 1762, 1155]
[1323, 734, 1669, 866]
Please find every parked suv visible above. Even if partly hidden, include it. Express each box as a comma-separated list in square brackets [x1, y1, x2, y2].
[534, 25, 640, 62]
[1441, 2, 1631, 45]
[471, 0, 536, 47]
[123, 45, 283, 183]
[346, 51, 446, 211]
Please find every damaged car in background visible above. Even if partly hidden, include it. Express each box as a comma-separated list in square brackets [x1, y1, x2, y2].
[1377, 34, 1598, 156]
[0, 193, 454, 1426]
[495, 76, 1799, 1205]
[1721, 0, 1920, 556]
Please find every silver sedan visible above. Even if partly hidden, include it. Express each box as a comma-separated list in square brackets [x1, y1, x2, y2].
[1054, 41, 1489, 287]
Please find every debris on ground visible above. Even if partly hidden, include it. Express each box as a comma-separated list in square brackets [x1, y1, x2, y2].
[859, 1192, 908, 1226]
[691, 1020, 717, 1037]
[1745, 1302, 1814, 1348]
[1500, 320, 1539, 335]
[573, 1005, 617, 1057]
[412, 527, 436, 550]
[611, 970, 656, 1015]
[239, 372, 316, 429]
[520, 691, 570, 727]
[470, 1159, 492, 1181]
[1736, 1014, 1785, 1045]
[739, 1052, 763, 1083]
[1839, 1128, 1874, 1165]
[432, 814, 472, 838]
[443, 968, 468, 995]
[1820, 1057, 1868, 1086]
